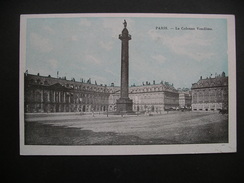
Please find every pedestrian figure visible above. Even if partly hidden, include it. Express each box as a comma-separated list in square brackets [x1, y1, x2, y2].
[92, 108, 94, 117]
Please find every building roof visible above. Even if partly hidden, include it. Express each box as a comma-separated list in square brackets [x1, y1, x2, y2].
[25, 73, 178, 94]
[192, 74, 228, 89]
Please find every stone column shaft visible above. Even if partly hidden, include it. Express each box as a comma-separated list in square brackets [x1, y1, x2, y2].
[116, 21, 133, 113]
[120, 38, 129, 98]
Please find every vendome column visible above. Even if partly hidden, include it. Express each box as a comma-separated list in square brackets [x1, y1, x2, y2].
[116, 20, 133, 113]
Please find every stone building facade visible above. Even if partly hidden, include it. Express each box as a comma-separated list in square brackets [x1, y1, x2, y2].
[179, 91, 192, 109]
[24, 72, 229, 113]
[24, 73, 110, 113]
[191, 72, 228, 111]
[24, 73, 180, 113]
[129, 84, 179, 112]
[108, 84, 179, 113]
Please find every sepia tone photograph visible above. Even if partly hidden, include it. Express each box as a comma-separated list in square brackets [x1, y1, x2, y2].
[19, 13, 236, 155]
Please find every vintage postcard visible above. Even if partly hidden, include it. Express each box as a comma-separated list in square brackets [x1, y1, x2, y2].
[19, 13, 236, 155]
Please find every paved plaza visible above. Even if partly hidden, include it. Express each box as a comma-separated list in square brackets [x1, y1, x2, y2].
[25, 111, 228, 145]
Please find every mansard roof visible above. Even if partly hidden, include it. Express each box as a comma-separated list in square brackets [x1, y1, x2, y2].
[25, 73, 110, 93]
[25, 73, 179, 94]
[129, 83, 178, 93]
[192, 75, 228, 89]
[48, 83, 69, 91]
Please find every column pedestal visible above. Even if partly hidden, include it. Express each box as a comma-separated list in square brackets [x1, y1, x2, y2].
[116, 97, 133, 113]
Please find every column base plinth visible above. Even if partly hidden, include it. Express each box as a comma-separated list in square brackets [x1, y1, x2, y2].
[116, 98, 133, 114]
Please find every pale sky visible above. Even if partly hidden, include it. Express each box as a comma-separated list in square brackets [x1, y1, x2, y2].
[25, 16, 228, 88]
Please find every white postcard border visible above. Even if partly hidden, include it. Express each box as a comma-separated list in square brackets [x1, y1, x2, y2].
[19, 13, 236, 155]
